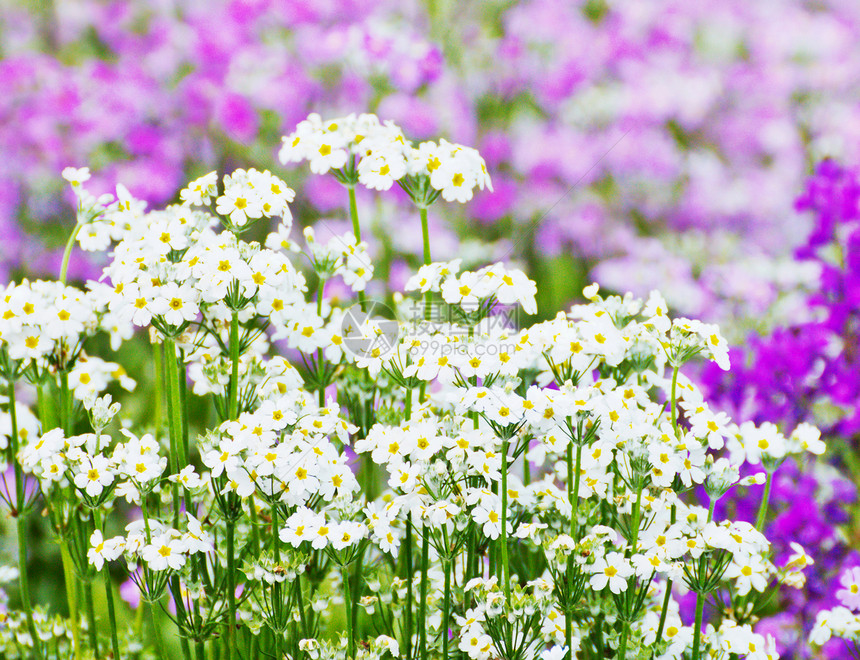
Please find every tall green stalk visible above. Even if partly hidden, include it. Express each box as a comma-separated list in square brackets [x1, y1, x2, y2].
[83, 580, 99, 656]
[404, 516, 414, 660]
[691, 591, 705, 660]
[316, 280, 326, 408]
[164, 339, 186, 465]
[418, 530, 429, 660]
[618, 483, 644, 660]
[669, 365, 680, 432]
[755, 471, 773, 531]
[419, 207, 431, 320]
[652, 504, 676, 657]
[8, 380, 40, 659]
[500, 436, 511, 604]
[61, 544, 82, 660]
[225, 520, 237, 660]
[403, 388, 414, 660]
[565, 442, 582, 659]
[94, 509, 121, 660]
[229, 312, 240, 420]
[441, 557, 452, 660]
[59, 222, 83, 285]
[347, 186, 368, 312]
[342, 564, 355, 659]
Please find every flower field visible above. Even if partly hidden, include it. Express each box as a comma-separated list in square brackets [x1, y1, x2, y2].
[0, 2, 859, 660]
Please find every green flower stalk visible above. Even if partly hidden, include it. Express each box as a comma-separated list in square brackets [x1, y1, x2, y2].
[7, 378, 41, 660]
[347, 186, 368, 313]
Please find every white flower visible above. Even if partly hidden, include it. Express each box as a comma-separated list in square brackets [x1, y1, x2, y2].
[73, 455, 115, 498]
[588, 552, 634, 594]
[87, 530, 124, 570]
[141, 533, 186, 571]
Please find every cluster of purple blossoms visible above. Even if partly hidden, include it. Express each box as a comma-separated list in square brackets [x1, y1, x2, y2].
[701, 160, 860, 659]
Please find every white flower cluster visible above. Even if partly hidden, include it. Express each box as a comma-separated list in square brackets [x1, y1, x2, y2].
[809, 566, 860, 648]
[279, 112, 492, 203]
[0, 280, 133, 372]
[0, 158, 828, 660]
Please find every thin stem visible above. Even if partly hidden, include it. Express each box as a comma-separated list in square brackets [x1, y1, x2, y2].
[618, 483, 643, 660]
[670, 365, 680, 434]
[95, 509, 121, 660]
[60, 369, 74, 435]
[347, 186, 367, 312]
[755, 472, 773, 531]
[153, 342, 163, 443]
[84, 580, 99, 656]
[500, 436, 511, 604]
[652, 505, 676, 657]
[61, 543, 82, 660]
[570, 444, 582, 541]
[8, 381, 40, 657]
[226, 520, 237, 660]
[618, 627, 628, 660]
[229, 312, 240, 420]
[164, 339, 186, 466]
[295, 574, 309, 639]
[404, 388, 414, 659]
[316, 280, 326, 408]
[150, 603, 167, 660]
[342, 564, 355, 659]
[404, 515, 413, 660]
[691, 591, 706, 660]
[418, 529, 429, 660]
[441, 557, 452, 660]
[419, 206, 431, 321]
[59, 222, 83, 285]
[565, 442, 582, 660]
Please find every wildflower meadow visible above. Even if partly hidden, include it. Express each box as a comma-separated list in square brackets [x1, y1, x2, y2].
[1, 3, 859, 660]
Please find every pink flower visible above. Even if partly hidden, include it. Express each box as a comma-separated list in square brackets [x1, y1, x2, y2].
[836, 566, 860, 611]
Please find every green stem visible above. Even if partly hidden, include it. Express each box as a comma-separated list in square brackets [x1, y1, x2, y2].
[566, 442, 582, 660]
[60, 370, 74, 435]
[61, 544, 82, 660]
[153, 342, 163, 443]
[404, 514, 413, 660]
[295, 574, 309, 639]
[60, 222, 83, 285]
[163, 339, 184, 532]
[102, 559, 121, 660]
[229, 312, 240, 420]
[670, 365, 679, 434]
[347, 186, 367, 312]
[342, 564, 355, 659]
[691, 591, 705, 660]
[500, 436, 511, 604]
[225, 521, 237, 660]
[618, 484, 643, 660]
[755, 472, 773, 531]
[418, 529, 429, 660]
[570, 444, 582, 541]
[419, 206, 431, 321]
[316, 280, 326, 408]
[8, 381, 40, 658]
[94, 509, 120, 660]
[441, 557, 451, 660]
[36, 383, 58, 432]
[150, 603, 167, 660]
[84, 580, 98, 656]
[404, 388, 414, 659]
[164, 339, 186, 466]
[351, 551, 364, 642]
[652, 505, 676, 657]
